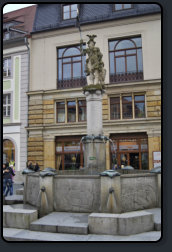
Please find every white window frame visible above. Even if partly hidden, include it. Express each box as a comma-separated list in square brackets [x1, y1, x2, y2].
[3, 93, 11, 117]
[3, 57, 11, 77]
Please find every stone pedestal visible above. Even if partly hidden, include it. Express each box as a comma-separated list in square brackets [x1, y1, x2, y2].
[85, 90, 103, 136]
[83, 89, 106, 173]
[83, 139, 106, 174]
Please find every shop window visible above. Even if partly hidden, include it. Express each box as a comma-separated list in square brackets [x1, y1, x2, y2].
[3, 139, 15, 164]
[134, 95, 145, 118]
[78, 100, 86, 121]
[56, 102, 65, 123]
[110, 133, 148, 170]
[62, 4, 78, 20]
[3, 94, 11, 117]
[109, 37, 143, 83]
[56, 136, 84, 170]
[113, 4, 133, 11]
[3, 57, 11, 77]
[57, 45, 86, 89]
[67, 101, 76, 122]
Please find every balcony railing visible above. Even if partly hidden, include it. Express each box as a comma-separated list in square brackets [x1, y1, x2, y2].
[110, 71, 143, 83]
[57, 76, 87, 89]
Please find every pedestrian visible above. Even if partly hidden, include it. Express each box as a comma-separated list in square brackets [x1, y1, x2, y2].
[34, 162, 40, 172]
[3, 162, 15, 196]
[27, 161, 34, 170]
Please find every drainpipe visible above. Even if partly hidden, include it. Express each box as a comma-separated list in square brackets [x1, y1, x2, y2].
[24, 36, 30, 168]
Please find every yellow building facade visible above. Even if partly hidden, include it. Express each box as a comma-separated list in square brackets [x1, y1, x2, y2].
[27, 7, 161, 171]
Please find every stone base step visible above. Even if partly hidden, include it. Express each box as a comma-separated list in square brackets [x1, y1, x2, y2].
[88, 210, 155, 236]
[145, 208, 161, 231]
[5, 195, 23, 205]
[16, 188, 24, 195]
[30, 212, 89, 235]
[3, 228, 161, 242]
[3, 205, 38, 229]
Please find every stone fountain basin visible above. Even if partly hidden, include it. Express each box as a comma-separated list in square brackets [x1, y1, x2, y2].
[6, 204, 38, 210]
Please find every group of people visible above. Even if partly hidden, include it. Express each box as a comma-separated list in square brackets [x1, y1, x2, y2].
[3, 162, 15, 197]
[27, 161, 40, 172]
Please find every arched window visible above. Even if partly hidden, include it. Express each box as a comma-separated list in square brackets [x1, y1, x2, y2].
[109, 37, 143, 82]
[57, 45, 86, 89]
[3, 139, 15, 165]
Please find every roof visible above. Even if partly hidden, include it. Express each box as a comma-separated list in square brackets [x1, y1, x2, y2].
[3, 5, 37, 34]
[32, 4, 161, 33]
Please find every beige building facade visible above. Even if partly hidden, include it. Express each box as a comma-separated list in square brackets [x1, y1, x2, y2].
[27, 6, 161, 171]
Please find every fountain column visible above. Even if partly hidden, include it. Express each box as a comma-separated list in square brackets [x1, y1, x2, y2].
[80, 35, 107, 174]
[83, 89, 106, 174]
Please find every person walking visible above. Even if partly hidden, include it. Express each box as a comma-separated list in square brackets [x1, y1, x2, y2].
[3, 162, 15, 196]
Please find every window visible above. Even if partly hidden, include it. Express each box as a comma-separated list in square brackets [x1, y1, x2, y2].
[56, 136, 84, 170]
[78, 100, 86, 121]
[56, 102, 65, 123]
[122, 96, 132, 119]
[110, 133, 148, 170]
[109, 37, 143, 83]
[57, 45, 86, 89]
[110, 97, 120, 119]
[3, 58, 11, 77]
[110, 94, 145, 120]
[3, 139, 15, 164]
[114, 4, 133, 11]
[134, 95, 145, 118]
[63, 4, 78, 20]
[56, 99, 86, 123]
[3, 94, 11, 117]
[67, 101, 76, 122]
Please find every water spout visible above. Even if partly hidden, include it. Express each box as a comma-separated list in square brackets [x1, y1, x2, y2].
[37, 186, 49, 215]
[106, 187, 117, 213]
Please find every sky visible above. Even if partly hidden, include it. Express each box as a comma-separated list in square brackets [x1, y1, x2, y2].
[3, 4, 36, 13]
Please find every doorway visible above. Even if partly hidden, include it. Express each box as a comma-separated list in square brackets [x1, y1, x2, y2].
[129, 153, 139, 169]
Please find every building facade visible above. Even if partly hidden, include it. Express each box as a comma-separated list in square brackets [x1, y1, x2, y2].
[27, 3, 161, 171]
[3, 6, 36, 177]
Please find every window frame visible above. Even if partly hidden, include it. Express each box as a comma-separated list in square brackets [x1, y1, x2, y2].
[110, 93, 146, 120]
[110, 133, 148, 170]
[134, 95, 146, 118]
[78, 99, 87, 122]
[57, 44, 86, 89]
[113, 4, 133, 12]
[55, 99, 87, 124]
[3, 93, 11, 118]
[55, 136, 84, 170]
[109, 36, 143, 83]
[62, 4, 78, 20]
[56, 101, 65, 123]
[3, 57, 12, 78]
[67, 100, 76, 123]
[110, 97, 120, 120]
[122, 95, 133, 119]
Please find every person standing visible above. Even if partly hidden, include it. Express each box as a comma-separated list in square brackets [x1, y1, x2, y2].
[3, 162, 15, 196]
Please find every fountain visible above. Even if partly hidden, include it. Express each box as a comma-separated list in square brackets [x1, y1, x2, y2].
[20, 36, 160, 219]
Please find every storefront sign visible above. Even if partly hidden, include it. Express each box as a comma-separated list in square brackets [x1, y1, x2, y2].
[153, 151, 161, 168]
